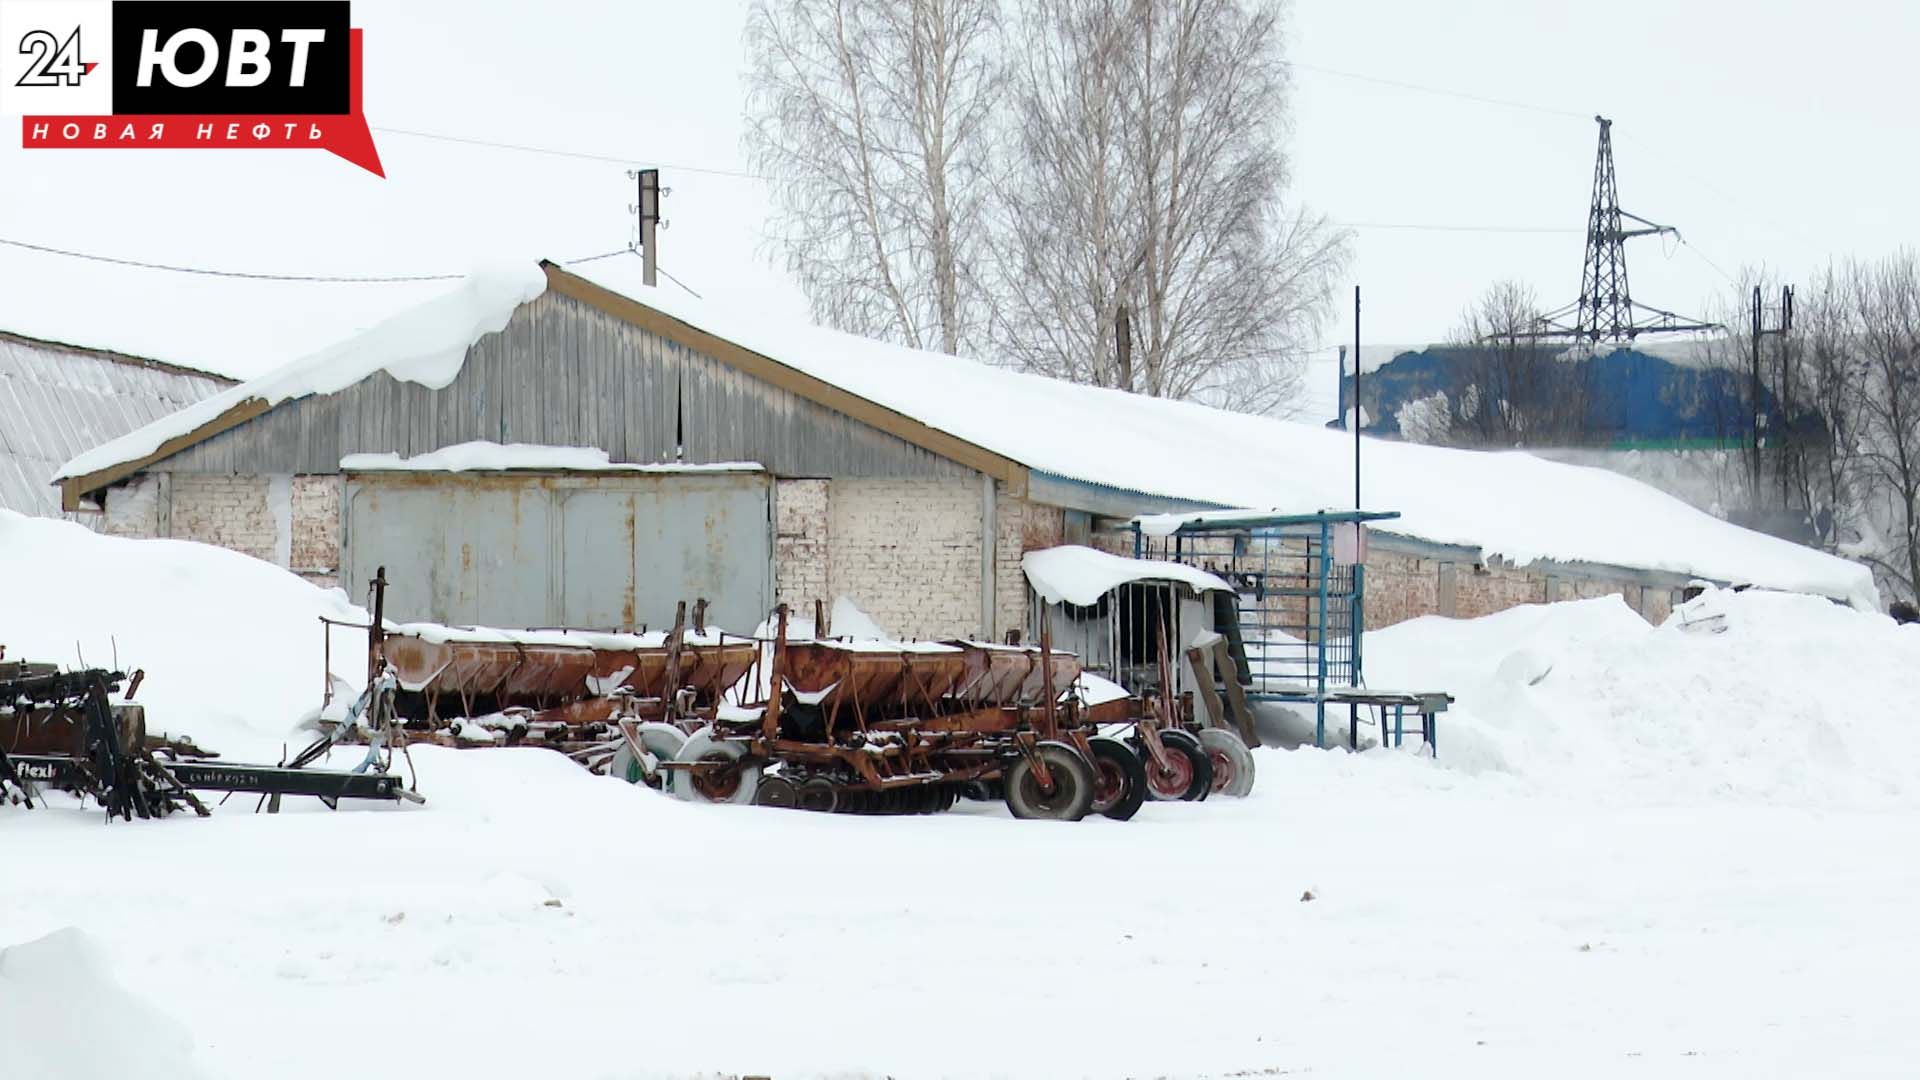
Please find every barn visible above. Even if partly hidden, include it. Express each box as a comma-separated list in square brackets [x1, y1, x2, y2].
[53, 259, 1875, 640]
[0, 330, 230, 522]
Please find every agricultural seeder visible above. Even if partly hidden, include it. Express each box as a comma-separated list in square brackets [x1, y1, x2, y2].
[330, 566, 1255, 822]
[1, 646, 419, 822]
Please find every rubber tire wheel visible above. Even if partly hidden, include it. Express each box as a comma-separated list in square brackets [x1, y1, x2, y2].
[1003, 743, 1095, 821]
[608, 722, 687, 786]
[1088, 736, 1148, 821]
[1140, 730, 1212, 802]
[1197, 728, 1257, 797]
[668, 728, 762, 804]
[797, 777, 839, 813]
[754, 775, 798, 808]
[1133, 733, 1207, 803]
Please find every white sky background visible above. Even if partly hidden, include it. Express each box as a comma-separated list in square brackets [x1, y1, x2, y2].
[0, 0, 1911, 404]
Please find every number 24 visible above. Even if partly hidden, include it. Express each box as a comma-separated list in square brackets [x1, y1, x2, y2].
[16, 28, 86, 88]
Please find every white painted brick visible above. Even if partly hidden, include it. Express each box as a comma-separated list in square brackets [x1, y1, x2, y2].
[170, 474, 280, 564]
[290, 475, 342, 573]
[995, 488, 1063, 641]
[828, 477, 980, 640]
[774, 477, 831, 612]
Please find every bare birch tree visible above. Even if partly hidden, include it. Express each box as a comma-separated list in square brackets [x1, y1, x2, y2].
[992, 0, 1348, 414]
[745, 0, 999, 355]
[1846, 251, 1920, 600]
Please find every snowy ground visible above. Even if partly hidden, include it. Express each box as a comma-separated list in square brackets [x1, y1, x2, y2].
[5, 513, 1919, 1079]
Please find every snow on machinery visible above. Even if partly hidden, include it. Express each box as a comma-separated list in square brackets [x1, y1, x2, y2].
[665, 605, 1177, 820]
[333, 567, 1242, 821]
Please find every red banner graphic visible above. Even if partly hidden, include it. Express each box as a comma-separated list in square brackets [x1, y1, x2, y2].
[19, 28, 382, 176]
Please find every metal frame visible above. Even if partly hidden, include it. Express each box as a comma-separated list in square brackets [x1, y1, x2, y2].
[1130, 509, 1447, 751]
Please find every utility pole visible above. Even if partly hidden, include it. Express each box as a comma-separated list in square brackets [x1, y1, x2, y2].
[1353, 286, 1362, 510]
[632, 168, 661, 287]
[1749, 284, 1794, 508]
[1116, 303, 1133, 391]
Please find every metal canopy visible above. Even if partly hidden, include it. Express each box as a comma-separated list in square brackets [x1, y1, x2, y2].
[1132, 508, 1402, 535]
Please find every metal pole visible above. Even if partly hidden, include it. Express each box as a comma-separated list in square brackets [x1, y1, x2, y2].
[1750, 285, 1762, 505]
[1353, 286, 1362, 510]
[638, 169, 660, 288]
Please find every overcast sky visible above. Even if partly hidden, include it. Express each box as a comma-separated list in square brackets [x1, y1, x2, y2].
[0, 0, 1911, 402]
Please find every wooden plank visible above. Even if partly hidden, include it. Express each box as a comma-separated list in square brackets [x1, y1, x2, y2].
[1185, 645, 1228, 732]
[59, 396, 272, 510]
[1212, 637, 1260, 747]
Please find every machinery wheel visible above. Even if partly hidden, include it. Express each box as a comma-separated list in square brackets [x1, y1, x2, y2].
[668, 728, 762, 805]
[1088, 736, 1147, 821]
[1003, 743, 1094, 821]
[754, 774, 798, 809]
[608, 722, 687, 786]
[959, 780, 1003, 802]
[1197, 728, 1257, 797]
[1160, 730, 1214, 801]
[1136, 731, 1212, 802]
[796, 777, 839, 813]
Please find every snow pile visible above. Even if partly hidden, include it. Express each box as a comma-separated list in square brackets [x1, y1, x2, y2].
[341, 440, 762, 474]
[762, 595, 893, 642]
[1021, 544, 1233, 606]
[0, 929, 205, 1080]
[57, 266, 548, 483]
[1366, 588, 1920, 808]
[0, 511, 364, 758]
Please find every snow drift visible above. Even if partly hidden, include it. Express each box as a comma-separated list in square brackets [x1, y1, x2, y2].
[0, 928, 205, 1080]
[1366, 588, 1920, 808]
[0, 510, 366, 758]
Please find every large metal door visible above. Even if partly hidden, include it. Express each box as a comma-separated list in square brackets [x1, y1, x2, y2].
[343, 471, 770, 632]
[557, 474, 771, 633]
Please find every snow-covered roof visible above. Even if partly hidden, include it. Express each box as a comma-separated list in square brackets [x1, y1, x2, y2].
[566, 262, 1872, 608]
[1023, 545, 1234, 607]
[0, 332, 230, 520]
[55, 258, 1875, 608]
[341, 441, 762, 474]
[54, 267, 549, 487]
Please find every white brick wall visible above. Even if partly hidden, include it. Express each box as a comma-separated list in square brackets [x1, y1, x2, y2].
[171, 474, 278, 562]
[289, 475, 342, 576]
[774, 478, 830, 611]
[828, 477, 981, 640]
[995, 488, 1063, 641]
[101, 472, 340, 586]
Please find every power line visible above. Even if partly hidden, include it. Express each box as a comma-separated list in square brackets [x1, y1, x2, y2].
[0, 235, 635, 282]
[1677, 235, 1738, 285]
[657, 265, 705, 300]
[1334, 221, 1579, 234]
[0, 234, 463, 283]
[1284, 60, 1589, 120]
[371, 124, 776, 180]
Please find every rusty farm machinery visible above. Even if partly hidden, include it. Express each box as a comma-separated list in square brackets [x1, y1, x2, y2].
[325, 567, 1247, 823]
[0, 646, 419, 821]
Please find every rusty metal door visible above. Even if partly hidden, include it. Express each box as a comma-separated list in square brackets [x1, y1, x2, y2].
[342, 479, 553, 627]
[557, 473, 770, 633]
[343, 471, 770, 632]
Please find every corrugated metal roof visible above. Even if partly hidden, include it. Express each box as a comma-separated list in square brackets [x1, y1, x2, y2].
[0, 333, 230, 521]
